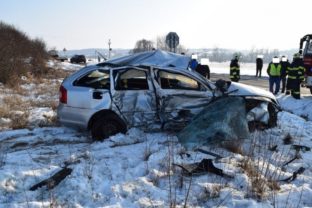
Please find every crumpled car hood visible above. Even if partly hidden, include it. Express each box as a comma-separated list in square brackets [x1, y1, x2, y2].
[228, 82, 276, 101]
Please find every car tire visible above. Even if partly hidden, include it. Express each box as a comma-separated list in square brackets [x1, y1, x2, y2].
[91, 113, 127, 141]
[310, 86, 312, 94]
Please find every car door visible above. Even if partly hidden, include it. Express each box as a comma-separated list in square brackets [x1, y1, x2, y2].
[67, 69, 111, 110]
[111, 67, 158, 128]
[152, 69, 213, 130]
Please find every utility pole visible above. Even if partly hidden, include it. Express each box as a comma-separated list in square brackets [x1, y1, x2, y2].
[108, 39, 112, 59]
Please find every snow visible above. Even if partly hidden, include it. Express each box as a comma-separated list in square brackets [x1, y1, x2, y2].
[47, 60, 83, 71]
[210, 62, 269, 77]
[277, 94, 312, 121]
[1, 61, 312, 207]
[28, 107, 56, 127]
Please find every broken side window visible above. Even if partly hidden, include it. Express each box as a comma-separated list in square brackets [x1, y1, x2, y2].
[74, 69, 110, 89]
[115, 69, 149, 90]
[158, 70, 204, 91]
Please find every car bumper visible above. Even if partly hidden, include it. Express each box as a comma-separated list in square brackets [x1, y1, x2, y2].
[57, 104, 94, 130]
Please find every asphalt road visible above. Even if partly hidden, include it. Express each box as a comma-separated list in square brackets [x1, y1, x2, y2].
[210, 73, 311, 95]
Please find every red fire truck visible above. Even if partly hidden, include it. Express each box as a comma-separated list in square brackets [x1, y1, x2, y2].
[299, 34, 312, 94]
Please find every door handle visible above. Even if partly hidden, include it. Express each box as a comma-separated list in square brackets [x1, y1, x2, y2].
[93, 91, 103, 99]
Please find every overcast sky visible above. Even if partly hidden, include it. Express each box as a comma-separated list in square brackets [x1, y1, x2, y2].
[1, 0, 311, 51]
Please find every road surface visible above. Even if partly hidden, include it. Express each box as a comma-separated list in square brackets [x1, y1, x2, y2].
[210, 73, 311, 95]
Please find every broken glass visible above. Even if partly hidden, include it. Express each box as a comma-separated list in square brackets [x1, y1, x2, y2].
[178, 97, 250, 150]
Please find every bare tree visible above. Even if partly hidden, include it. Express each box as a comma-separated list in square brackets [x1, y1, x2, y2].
[211, 47, 219, 61]
[176, 44, 188, 54]
[211, 47, 225, 62]
[131, 39, 154, 54]
[156, 35, 169, 51]
[156, 35, 188, 54]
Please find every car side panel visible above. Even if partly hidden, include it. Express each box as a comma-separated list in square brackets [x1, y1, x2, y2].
[112, 90, 159, 128]
[57, 103, 98, 129]
[150, 69, 213, 130]
[157, 90, 212, 130]
[66, 86, 111, 109]
[110, 67, 159, 129]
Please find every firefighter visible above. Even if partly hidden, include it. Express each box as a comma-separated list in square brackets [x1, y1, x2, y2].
[280, 56, 290, 93]
[286, 53, 306, 99]
[230, 54, 240, 82]
[267, 56, 281, 95]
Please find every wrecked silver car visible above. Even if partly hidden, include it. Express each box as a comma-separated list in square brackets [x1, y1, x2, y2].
[57, 50, 279, 140]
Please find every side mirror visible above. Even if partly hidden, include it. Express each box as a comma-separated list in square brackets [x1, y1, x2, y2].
[215, 79, 231, 94]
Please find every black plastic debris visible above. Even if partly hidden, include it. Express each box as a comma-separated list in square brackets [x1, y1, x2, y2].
[280, 167, 305, 182]
[174, 158, 232, 178]
[292, 144, 311, 152]
[30, 167, 72, 191]
[195, 148, 223, 159]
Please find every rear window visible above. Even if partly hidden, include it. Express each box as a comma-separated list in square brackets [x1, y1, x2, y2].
[74, 70, 110, 89]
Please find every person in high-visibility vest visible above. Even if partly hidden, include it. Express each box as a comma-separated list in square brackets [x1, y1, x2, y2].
[267, 56, 281, 95]
[286, 53, 306, 99]
[230, 55, 240, 82]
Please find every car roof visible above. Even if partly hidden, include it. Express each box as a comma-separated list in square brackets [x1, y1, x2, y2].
[97, 50, 191, 70]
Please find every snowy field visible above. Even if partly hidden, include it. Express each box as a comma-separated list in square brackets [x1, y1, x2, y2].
[0, 61, 312, 207]
[209, 62, 269, 77]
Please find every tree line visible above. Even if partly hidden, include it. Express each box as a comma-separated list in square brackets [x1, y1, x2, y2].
[131, 37, 296, 63]
[130, 35, 187, 54]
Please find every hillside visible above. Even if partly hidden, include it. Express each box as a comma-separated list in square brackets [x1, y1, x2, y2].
[0, 21, 48, 86]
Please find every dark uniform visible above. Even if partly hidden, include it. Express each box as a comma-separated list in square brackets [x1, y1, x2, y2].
[280, 58, 290, 93]
[256, 57, 263, 77]
[267, 61, 282, 95]
[230, 57, 240, 82]
[286, 54, 306, 99]
[195, 64, 210, 79]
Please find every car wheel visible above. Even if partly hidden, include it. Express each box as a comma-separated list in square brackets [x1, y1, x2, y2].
[91, 114, 127, 141]
[310, 86, 312, 94]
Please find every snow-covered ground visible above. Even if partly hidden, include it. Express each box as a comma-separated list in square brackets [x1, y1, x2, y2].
[277, 95, 312, 121]
[46, 60, 83, 71]
[1, 62, 312, 207]
[209, 62, 269, 77]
